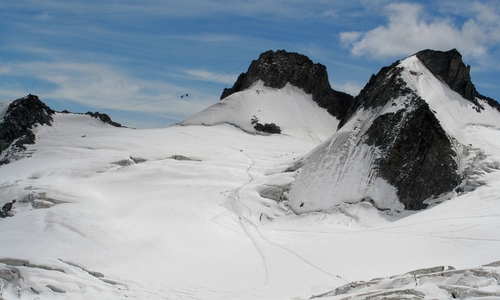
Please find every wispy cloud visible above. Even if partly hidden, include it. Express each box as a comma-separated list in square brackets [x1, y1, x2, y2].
[0, 60, 214, 118]
[340, 2, 500, 61]
[184, 69, 237, 85]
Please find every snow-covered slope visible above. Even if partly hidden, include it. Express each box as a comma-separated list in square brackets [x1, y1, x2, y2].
[179, 80, 339, 143]
[2, 109, 500, 299]
[288, 53, 500, 213]
[2, 49, 500, 300]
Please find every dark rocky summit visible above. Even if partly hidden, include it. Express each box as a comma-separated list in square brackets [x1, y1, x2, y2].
[221, 50, 354, 119]
[352, 57, 461, 209]
[416, 48, 500, 111]
[336, 49, 500, 209]
[287, 48, 497, 211]
[417, 49, 475, 101]
[0, 94, 54, 165]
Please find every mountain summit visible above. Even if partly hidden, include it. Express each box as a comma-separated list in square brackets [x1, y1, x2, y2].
[221, 50, 354, 119]
[0, 94, 54, 165]
[288, 49, 500, 211]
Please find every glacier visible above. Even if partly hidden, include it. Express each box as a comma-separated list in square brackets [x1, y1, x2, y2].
[1, 51, 500, 299]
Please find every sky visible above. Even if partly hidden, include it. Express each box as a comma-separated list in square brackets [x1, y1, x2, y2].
[1, 0, 499, 128]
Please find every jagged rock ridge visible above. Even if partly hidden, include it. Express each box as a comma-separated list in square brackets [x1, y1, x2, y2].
[416, 48, 500, 111]
[0, 94, 54, 165]
[221, 50, 354, 119]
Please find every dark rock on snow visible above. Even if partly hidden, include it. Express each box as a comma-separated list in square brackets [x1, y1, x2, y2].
[0, 94, 54, 165]
[221, 50, 354, 119]
[254, 122, 281, 134]
[416, 48, 500, 112]
[85, 111, 122, 127]
[358, 64, 461, 209]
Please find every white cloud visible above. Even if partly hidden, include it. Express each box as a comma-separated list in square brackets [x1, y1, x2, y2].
[3, 61, 213, 118]
[0, 67, 11, 75]
[185, 69, 237, 85]
[340, 2, 500, 60]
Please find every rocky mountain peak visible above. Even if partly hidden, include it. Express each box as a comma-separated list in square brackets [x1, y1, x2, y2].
[416, 48, 500, 111]
[416, 49, 475, 100]
[289, 48, 500, 211]
[0, 94, 55, 165]
[221, 50, 353, 119]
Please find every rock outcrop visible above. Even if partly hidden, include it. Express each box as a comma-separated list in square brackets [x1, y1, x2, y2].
[85, 111, 122, 127]
[0, 94, 54, 164]
[364, 95, 460, 209]
[416, 48, 500, 111]
[416, 49, 476, 101]
[221, 50, 354, 119]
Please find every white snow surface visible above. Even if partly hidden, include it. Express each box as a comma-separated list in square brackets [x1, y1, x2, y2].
[1, 71, 500, 299]
[179, 80, 339, 143]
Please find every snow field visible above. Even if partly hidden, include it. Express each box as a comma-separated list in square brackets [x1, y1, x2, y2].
[2, 68, 500, 299]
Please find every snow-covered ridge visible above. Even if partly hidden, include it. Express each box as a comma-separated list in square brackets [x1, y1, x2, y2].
[179, 80, 340, 143]
[401, 55, 500, 144]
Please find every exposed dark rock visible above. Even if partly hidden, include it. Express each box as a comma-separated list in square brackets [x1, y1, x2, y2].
[339, 62, 412, 128]
[85, 111, 122, 127]
[221, 50, 354, 119]
[254, 122, 281, 134]
[111, 156, 147, 166]
[170, 155, 201, 162]
[364, 97, 461, 210]
[417, 49, 475, 100]
[416, 49, 500, 112]
[0, 94, 54, 164]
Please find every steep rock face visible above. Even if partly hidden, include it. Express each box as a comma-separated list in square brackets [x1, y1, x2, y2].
[416, 49, 475, 101]
[221, 50, 354, 119]
[0, 94, 54, 164]
[364, 97, 460, 210]
[338, 61, 411, 128]
[288, 49, 499, 211]
[416, 49, 500, 111]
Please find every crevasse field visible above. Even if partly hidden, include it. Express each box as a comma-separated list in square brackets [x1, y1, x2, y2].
[2, 59, 500, 299]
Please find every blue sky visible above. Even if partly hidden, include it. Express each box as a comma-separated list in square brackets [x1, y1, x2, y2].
[1, 0, 499, 128]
